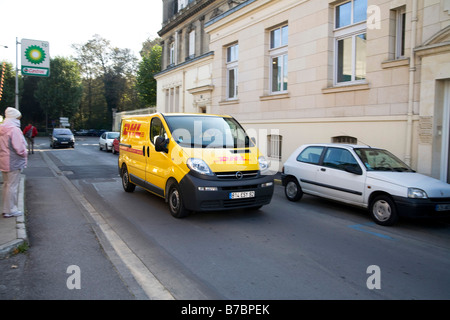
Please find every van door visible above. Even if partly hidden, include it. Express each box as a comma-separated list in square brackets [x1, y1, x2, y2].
[145, 116, 170, 197]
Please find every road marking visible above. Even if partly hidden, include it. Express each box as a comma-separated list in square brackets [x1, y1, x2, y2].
[348, 223, 394, 240]
[40, 151, 174, 300]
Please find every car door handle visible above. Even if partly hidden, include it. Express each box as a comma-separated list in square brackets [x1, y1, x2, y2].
[320, 168, 326, 172]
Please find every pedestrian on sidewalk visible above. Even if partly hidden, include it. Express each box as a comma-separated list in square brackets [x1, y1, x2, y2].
[23, 122, 38, 154]
[0, 107, 28, 218]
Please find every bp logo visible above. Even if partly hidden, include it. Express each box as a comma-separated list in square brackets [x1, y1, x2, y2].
[21, 39, 50, 77]
[24, 45, 46, 65]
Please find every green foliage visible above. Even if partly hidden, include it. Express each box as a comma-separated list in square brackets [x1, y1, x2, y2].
[21, 76, 44, 126]
[34, 57, 83, 122]
[0, 61, 18, 112]
[136, 44, 161, 106]
[72, 35, 144, 129]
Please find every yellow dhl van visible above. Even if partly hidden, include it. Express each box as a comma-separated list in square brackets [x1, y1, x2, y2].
[118, 113, 274, 218]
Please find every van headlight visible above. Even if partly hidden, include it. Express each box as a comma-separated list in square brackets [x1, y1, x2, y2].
[258, 156, 269, 172]
[407, 188, 428, 199]
[187, 158, 213, 176]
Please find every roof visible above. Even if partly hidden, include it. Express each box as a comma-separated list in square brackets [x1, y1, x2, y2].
[300, 143, 375, 149]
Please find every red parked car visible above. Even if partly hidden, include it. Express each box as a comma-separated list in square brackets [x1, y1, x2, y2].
[112, 138, 120, 154]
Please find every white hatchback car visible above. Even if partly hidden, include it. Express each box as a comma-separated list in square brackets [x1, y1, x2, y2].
[99, 131, 120, 151]
[282, 144, 450, 226]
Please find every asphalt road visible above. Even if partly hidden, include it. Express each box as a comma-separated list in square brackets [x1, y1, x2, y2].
[1, 136, 450, 301]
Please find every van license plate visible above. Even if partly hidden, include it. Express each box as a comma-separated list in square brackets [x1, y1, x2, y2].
[436, 204, 450, 211]
[229, 191, 255, 199]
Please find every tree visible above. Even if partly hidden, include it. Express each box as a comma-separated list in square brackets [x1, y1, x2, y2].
[73, 35, 139, 127]
[136, 44, 162, 106]
[140, 37, 162, 57]
[34, 57, 83, 129]
[0, 61, 19, 114]
[21, 76, 45, 126]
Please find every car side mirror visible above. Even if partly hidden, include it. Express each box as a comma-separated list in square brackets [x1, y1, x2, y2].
[344, 165, 363, 175]
[155, 136, 169, 153]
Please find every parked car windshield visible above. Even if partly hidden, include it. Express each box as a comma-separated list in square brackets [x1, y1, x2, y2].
[106, 132, 119, 139]
[354, 148, 414, 172]
[164, 115, 253, 148]
[53, 129, 73, 135]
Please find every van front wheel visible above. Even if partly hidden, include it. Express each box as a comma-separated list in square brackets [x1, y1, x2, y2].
[168, 183, 190, 218]
[121, 165, 136, 193]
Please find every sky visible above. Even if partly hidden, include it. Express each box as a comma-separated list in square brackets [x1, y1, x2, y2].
[0, 0, 163, 64]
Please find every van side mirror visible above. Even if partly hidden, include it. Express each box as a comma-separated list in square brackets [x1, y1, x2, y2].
[155, 136, 169, 153]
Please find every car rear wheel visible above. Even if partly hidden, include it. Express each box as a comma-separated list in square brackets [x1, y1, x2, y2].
[121, 165, 136, 193]
[370, 195, 399, 226]
[284, 177, 303, 202]
[168, 183, 190, 218]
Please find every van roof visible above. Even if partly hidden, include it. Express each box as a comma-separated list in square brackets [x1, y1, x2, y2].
[162, 112, 232, 118]
[121, 112, 232, 119]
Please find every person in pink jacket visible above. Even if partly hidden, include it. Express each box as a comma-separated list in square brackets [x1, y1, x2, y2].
[0, 107, 28, 218]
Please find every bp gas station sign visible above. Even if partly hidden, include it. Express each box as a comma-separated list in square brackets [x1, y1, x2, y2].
[21, 39, 50, 77]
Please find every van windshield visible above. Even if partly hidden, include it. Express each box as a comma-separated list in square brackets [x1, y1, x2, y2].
[164, 115, 253, 148]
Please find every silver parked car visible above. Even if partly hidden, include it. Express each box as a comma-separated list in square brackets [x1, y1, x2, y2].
[282, 143, 450, 226]
[99, 131, 120, 151]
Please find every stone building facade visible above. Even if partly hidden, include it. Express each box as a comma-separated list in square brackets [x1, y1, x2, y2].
[156, 0, 450, 182]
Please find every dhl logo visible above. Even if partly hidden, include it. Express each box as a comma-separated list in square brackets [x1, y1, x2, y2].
[123, 123, 144, 138]
[214, 155, 249, 164]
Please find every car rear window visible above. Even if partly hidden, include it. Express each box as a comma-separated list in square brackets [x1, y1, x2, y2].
[296, 146, 324, 164]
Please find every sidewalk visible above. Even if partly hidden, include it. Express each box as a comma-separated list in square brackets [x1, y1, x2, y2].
[0, 173, 27, 259]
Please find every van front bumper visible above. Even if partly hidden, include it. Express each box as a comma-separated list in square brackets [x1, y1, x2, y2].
[179, 173, 274, 212]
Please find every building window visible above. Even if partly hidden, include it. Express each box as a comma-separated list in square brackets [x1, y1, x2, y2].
[178, 0, 188, 11]
[169, 42, 175, 66]
[270, 25, 288, 93]
[188, 30, 196, 58]
[226, 43, 239, 100]
[335, 0, 367, 28]
[165, 87, 180, 112]
[267, 134, 283, 160]
[394, 7, 406, 59]
[334, 0, 367, 85]
[332, 135, 357, 144]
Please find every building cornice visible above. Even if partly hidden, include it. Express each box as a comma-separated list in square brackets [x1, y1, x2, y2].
[158, 0, 216, 36]
[154, 51, 214, 78]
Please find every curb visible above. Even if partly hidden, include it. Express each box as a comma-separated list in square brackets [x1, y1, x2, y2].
[0, 174, 27, 259]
